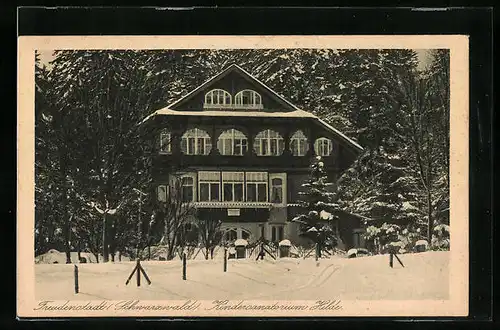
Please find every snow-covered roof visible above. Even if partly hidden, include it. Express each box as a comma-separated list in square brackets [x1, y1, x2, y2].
[234, 239, 248, 247]
[153, 108, 317, 119]
[278, 239, 291, 247]
[144, 63, 364, 153]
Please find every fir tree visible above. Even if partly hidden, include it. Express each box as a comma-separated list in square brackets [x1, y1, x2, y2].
[292, 156, 339, 257]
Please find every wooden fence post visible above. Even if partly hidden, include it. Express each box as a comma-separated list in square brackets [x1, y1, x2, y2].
[182, 253, 187, 280]
[74, 265, 79, 294]
[389, 253, 394, 268]
[136, 259, 141, 286]
[223, 248, 227, 272]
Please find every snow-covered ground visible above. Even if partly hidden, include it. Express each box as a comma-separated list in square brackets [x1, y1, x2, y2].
[35, 251, 449, 301]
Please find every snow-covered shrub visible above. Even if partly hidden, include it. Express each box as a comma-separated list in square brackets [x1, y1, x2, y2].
[363, 223, 402, 254]
[396, 226, 425, 253]
[144, 245, 170, 260]
[431, 224, 450, 251]
[414, 240, 429, 252]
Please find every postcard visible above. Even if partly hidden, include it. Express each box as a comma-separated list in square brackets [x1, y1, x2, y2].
[17, 35, 469, 317]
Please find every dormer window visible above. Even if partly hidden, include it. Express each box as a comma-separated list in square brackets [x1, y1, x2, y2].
[204, 89, 231, 108]
[234, 90, 263, 109]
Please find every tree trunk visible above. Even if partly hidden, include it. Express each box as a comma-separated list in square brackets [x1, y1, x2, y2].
[210, 247, 215, 260]
[427, 190, 433, 244]
[109, 218, 116, 262]
[102, 213, 109, 262]
[118, 251, 122, 262]
[77, 242, 81, 261]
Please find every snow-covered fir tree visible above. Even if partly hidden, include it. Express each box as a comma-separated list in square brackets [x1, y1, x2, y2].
[292, 156, 339, 257]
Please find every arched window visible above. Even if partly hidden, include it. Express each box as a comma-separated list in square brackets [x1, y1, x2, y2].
[181, 128, 212, 155]
[290, 130, 309, 156]
[241, 229, 251, 240]
[234, 90, 263, 109]
[225, 228, 238, 242]
[217, 129, 248, 156]
[314, 137, 333, 156]
[254, 129, 284, 156]
[204, 89, 231, 108]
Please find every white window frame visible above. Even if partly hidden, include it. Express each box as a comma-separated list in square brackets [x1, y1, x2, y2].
[290, 130, 309, 156]
[181, 128, 212, 155]
[240, 228, 252, 240]
[314, 137, 333, 156]
[222, 172, 245, 202]
[269, 173, 287, 206]
[271, 225, 285, 242]
[245, 172, 268, 203]
[234, 89, 263, 109]
[171, 173, 197, 202]
[198, 171, 221, 202]
[204, 89, 232, 108]
[224, 228, 238, 242]
[254, 129, 284, 156]
[159, 130, 171, 154]
[157, 184, 168, 202]
[217, 129, 248, 156]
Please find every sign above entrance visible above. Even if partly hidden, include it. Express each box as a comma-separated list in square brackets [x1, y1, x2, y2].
[227, 209, 241, 216]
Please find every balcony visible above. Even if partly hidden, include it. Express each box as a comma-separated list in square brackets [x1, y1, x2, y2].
[193, 201, 272, 209]
[203, 103, 264, 110]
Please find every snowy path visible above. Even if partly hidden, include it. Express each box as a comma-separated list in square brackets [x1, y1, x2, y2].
[35, 251, 449, 301]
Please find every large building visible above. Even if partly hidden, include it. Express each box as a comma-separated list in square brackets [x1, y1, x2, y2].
[146, 64, 365, 249]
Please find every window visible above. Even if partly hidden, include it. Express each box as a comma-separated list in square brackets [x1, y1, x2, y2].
[254, 129, 284, 156]
[241, 229, 251, 240]
[198, 171, 220, 202]
[246, 172, 268, 202]
[290, 130, 309, 156]
[271, 226, 284, 242]
[157, 185, 168, 202]
[225, 229, 238, 242]
[159, 130, 171, 154]
[181, 128, 212, 155]
[222, 172, 244, 202]
[270, 178, 283, 204]
[234, 90, 263, 108]
[314, 137, 333, 156]
[205, 89, 231, 107]
[181, 177, 194, 202]
[353, 229, 365, 248]
[217, 129, 248, 156]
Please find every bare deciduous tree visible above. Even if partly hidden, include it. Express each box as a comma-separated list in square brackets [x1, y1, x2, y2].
[158, 176, 196, 260]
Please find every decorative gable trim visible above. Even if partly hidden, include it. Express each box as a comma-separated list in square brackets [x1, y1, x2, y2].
[143, 63, 364, 153]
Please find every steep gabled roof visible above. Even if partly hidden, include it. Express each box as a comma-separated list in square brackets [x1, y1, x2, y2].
[144, 63, 364, 153]
[165, 63, 301, 111]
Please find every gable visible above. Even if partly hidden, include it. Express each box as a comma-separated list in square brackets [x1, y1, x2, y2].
[169, 65, 297, 112]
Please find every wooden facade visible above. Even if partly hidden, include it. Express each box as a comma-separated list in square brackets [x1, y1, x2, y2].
[146, 64, 364, 249]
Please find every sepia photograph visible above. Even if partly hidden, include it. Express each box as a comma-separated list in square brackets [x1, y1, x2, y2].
[17, 35, 469, 317]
